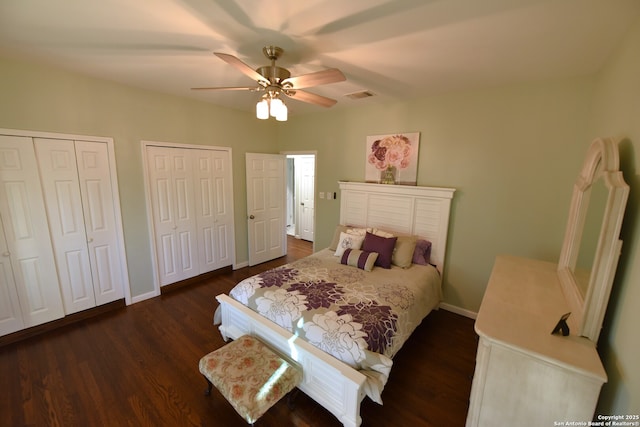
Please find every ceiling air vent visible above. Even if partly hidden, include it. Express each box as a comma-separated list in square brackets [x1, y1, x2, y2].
[344, 90, 376, 100]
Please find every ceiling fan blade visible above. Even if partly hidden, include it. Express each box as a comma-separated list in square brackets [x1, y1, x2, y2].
[285, 90, 337, 108]
[191, 86, 260, 91]
[214, 52, 266, 83]
[282, 68, 346, 89]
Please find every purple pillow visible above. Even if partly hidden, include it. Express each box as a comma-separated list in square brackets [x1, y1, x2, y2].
[412, 239, 432, 265]
[362, 232, 397, 269]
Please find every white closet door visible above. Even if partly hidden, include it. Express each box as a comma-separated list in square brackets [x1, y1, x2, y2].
[193, 149, 233, 272]
[147, 146, 198, 285]
[34, 138, 95, 314]
[209, 149, 233, 269]
[0, 135, 64, 327]
[75, 140, 125, 305]
[0, 215, 23, 335]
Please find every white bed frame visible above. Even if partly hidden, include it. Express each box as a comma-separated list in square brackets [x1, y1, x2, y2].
[216, 181, 455, 427]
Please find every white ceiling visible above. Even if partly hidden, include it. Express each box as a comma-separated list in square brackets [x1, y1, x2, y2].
[1, 0, 639, 116]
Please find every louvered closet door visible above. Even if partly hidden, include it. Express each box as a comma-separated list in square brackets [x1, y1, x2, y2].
[0, 135, 65, 327]
[147, 146, 198, 286]
[193, 149, 233, 272]
[34, 138, 95, 314]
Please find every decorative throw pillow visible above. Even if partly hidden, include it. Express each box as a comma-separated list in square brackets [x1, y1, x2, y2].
[340, 248, 379, 272]
[334, 232, 365, 257]
[329, 226, 371, 251]
[392, 235, 418, 268]
[412, 239, 432, 265]
[362, 232, 397, 269]
[329, 225, 348, 251]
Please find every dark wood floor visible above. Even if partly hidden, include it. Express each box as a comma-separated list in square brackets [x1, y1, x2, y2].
[0, 236, 478, 427]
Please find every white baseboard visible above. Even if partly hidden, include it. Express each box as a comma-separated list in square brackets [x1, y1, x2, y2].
[439, 302, 477, 319]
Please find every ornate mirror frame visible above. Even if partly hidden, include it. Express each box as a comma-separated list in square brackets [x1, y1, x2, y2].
[558, 137, 629, 343]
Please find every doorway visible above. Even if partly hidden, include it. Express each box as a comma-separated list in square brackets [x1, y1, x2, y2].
[285, 153, 316, 243]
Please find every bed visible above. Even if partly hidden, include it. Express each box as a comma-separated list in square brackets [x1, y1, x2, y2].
[215, 181, 455, 427]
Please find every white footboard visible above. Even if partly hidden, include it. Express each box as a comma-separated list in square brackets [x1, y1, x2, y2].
[216, 294, 367, 427]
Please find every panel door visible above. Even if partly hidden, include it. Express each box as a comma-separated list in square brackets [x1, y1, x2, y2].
[0, 135, 64, 327]
[0, 214, 23, 335]
[246, 153, 286, 266]
[146, 146, 198, 285]
[193, 149, 233, 273]
[296, 155, 315, 242]
[75, 140, 125, 305]
[34, 138, 95, 314]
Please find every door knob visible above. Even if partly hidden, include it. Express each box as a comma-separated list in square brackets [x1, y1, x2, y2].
[249, 215, 255, 219]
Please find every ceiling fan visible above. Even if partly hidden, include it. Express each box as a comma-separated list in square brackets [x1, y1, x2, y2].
[192, 46, 346, 119]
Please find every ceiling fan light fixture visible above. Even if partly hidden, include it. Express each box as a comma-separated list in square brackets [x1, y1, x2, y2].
[270, 97, 284, 118]
[256, 92, 288, 121]
[275, 101, 288, 122]
[256, 96, 269, 120]
[202, 46, 345, 117]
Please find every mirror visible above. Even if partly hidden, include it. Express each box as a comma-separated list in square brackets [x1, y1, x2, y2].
[574, 162, 607, 297]
[558, 138, 629, 343]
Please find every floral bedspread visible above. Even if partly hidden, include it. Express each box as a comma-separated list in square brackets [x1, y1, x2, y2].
[225, 248, 442, 403]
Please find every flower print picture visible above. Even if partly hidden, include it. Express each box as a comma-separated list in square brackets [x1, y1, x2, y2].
[365, 132, 420, 185]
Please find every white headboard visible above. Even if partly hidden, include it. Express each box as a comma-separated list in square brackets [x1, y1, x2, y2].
[338, 181, 455, 273]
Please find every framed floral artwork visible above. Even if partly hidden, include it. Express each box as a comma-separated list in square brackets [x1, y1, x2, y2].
[365, 132, 420, 185]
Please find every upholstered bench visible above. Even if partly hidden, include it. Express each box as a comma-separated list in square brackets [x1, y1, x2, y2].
[199, 335, 303, 424]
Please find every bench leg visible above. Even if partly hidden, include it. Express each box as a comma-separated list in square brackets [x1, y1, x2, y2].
[203, 377, 213, 396]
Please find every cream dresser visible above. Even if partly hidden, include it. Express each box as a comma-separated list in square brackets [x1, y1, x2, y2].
[466, 137, 629, 426]
[466, 255, 606, 426]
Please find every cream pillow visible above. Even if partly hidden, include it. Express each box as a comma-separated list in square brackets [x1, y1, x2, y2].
[347, 227, 371, 236]
[392, 235, 418, 268]
[372, 228, 395, 238]
[334, 232, 365, 257]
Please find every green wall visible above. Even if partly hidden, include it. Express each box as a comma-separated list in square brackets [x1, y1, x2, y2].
[0, 56, 278, 298]
[587, 17, 640, 416]
[277, 78, 594, 311]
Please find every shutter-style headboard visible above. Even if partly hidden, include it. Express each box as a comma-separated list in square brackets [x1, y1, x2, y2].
[339, 181, 455, 273]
